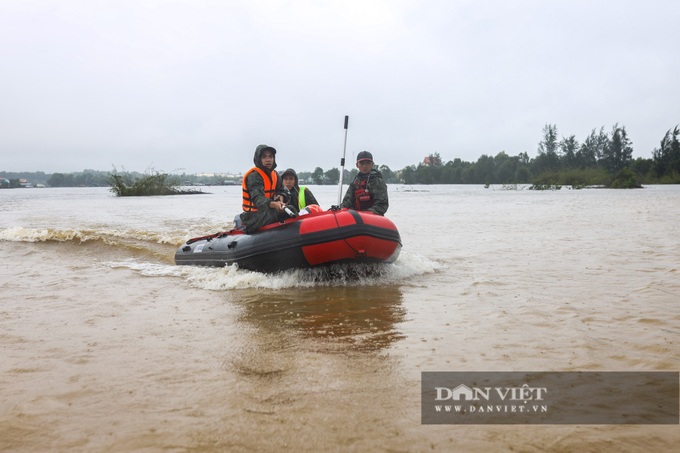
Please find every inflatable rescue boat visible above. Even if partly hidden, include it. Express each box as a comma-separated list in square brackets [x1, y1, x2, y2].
[174, 208, 401, 272]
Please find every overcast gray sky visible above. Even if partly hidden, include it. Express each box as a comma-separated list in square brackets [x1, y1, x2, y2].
[1, 0, 678, 174]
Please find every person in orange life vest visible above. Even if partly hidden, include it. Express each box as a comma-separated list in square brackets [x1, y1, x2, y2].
[281, 168, 319, 211]
[239, 144, 294, 232]
[340, 151, 389, 215]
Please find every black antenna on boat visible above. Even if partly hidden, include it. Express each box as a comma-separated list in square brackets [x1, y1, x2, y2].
[337, 115, 349, 205]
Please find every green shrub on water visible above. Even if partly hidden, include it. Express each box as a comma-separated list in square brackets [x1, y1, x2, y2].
[559, 168, 609, 188]
[108, 171, 201, 196]
[607, 168, 643, 189]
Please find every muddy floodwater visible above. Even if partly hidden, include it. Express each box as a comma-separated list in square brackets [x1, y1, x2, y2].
[1, 185, 679, 451]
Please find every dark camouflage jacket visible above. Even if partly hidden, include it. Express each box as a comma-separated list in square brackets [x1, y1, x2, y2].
[239, 145, 285, 232]
[341, 168, 389, 215]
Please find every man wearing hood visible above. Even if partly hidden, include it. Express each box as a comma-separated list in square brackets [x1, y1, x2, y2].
[341, 151, 389, 215]
[239, 144, 291, 232]
[281, 168, 319, 211]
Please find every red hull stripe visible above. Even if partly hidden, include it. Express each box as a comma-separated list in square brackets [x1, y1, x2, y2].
[298, 210, 398, 235]
[302, 236, 399, 266]
[298, 211, 346, 234]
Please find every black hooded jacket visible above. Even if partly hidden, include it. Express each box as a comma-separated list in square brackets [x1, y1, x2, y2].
[239, 145, 285, 231]
[281, 168, 319, 210]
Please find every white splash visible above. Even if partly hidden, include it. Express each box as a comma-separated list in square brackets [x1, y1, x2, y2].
[105, 250, 444, 290]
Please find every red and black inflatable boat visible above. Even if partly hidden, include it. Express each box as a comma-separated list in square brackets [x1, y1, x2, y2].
[174, 209, 401, 272]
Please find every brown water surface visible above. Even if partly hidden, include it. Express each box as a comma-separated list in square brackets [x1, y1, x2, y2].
[1, 185, 679, 451]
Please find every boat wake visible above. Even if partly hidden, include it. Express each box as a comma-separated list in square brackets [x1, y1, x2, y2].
[0, 225, 188, 246]
[1, 226, 445, 288]
[0, 226, 186, 265]
[105, 251, 445, 289]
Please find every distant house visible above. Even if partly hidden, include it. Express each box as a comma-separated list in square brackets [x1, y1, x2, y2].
[423, 153, 443, 166]
[223, 174, 243, 185]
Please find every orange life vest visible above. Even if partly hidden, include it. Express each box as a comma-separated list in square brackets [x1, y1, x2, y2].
[242, 167, 278, 212]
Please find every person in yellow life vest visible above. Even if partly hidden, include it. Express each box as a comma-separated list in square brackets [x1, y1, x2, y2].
[239, 144, 294, 232]
[281, 168, 319, 212]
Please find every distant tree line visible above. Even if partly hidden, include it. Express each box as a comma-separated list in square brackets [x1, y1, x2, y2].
[297, 166, 400, 185]
[0, 169, 112, 187]
[3, 124, 679, 188]
[48, 170, 111, 187]
[398, 124, 680, 186]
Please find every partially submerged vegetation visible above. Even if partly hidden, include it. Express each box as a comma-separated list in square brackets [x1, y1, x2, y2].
[528, 167, 642, 189]
[108, 171, 205, 196]
[608, 168, 643, 189]
[528, 183, 562, 191]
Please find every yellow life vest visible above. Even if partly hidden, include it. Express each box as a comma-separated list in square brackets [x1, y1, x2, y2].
[298, 185, 308, 210]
